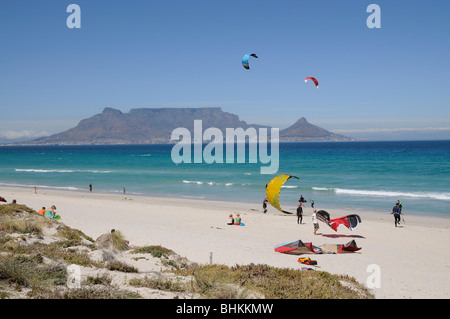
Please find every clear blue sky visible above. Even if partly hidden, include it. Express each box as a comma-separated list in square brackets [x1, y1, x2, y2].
[1, 0, 449, 141]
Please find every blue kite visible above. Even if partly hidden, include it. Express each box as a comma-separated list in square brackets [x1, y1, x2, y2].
[242, 53, 258, 69]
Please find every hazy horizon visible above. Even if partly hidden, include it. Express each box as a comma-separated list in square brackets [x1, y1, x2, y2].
[1, 106, 449, 144]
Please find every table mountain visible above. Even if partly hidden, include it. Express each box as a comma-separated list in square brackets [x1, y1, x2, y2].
[24, 107, 355, 145]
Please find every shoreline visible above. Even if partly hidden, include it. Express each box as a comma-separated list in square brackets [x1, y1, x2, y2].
[3, 182, 450, 221]
[1, 185, 450, 299]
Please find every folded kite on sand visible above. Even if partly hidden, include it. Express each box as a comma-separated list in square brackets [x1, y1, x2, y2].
[316, 210, 361, 232]
[274, 239, 361, 255]
[0, 196, 6, 202]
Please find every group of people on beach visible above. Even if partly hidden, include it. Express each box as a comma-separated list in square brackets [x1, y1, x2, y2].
[1, 195, 60, 220]
[263, 194, 315, 215]
[265, 192, 320, 234]
[37, 205, 60, 219]
[227, 213, 243, 226]
[298, 195, 314, 208]
[264, 188, 406, 232]
[297, 194, 313, 225]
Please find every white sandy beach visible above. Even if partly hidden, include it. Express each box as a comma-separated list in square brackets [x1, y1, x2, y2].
[1, 186, 449, 299]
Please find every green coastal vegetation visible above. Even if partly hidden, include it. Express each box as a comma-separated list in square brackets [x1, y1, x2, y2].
[0, 204, 374, 299]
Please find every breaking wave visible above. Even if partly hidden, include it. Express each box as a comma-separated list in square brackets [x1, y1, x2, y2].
[15, 169, 113, 174]
[0, 182, 79, 191]
[182, 180, 203, 185]
[182, 180, 240, 187]
[312, 187, 450, 201]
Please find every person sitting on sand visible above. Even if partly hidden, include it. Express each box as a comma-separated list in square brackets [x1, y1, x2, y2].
[38, 207, 46, 216]
[227, 214, 234, 225]
[44, 205, 59, 219]
[234, 213, 241, 225]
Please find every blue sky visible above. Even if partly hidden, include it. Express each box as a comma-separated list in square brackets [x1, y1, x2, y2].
[1, 0, 449, 141]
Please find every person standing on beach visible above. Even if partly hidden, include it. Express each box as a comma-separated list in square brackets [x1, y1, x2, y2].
[298, 195, 306, 203]
[310, 199, 314, 208]
[391, 203, 402, 227]
[396, 200, 403, 213]
[296, 203, 303, 224]
[312, 209, 319, 235]
[263, 197, 268, 213]
[89, 184, 92, 192]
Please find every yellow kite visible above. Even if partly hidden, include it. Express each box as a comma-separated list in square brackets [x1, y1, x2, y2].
[265, 174, 299, 214]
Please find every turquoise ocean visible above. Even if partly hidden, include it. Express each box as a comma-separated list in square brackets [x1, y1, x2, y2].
[0, 141, 449, 217]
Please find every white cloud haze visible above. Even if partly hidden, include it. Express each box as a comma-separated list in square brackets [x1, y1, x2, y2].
[0, 130, 49, 141]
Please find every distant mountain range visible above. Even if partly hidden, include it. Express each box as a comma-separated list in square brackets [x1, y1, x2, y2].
[18, 107, 357, 145]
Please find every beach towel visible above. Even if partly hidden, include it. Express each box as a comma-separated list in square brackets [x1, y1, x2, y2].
[44, 210, 60, 220]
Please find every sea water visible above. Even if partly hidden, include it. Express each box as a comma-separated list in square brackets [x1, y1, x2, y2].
[0, 141, 449, 217]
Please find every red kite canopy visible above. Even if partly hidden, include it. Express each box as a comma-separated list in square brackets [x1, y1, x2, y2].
[274, 240, 317, 254]
[305, 77, 319, 88]
[316, 210, 361, 232]
[329, 215, 361, 231]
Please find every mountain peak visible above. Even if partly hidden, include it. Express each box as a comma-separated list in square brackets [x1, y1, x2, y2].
[295, 117, 308, 124]
[102, 107, 123, 115]
[280, 116, 353, 141]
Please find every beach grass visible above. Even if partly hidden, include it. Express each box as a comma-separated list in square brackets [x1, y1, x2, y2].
[0, 204, 45, 235]
[130, 245, 174, 258]
[174, 264, 374, 299]
[56, 226, 94, 244]
[107, 260, 138, 273]
[110, 230, 128, 252]
[0, 254, 66, 287]
[129, 276, 186, 293]
[130, 262, 374, 299]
